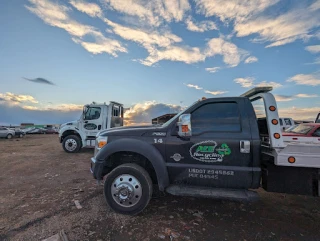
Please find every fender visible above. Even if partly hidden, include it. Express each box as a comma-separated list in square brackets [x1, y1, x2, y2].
[96, 138, 170, 191]
[59, 126, 86, 147]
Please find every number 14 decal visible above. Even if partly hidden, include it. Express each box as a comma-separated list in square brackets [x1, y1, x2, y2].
[154, 138, 163, 144]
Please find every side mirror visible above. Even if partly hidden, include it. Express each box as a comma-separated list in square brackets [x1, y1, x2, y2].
[177, 114, 192, 137]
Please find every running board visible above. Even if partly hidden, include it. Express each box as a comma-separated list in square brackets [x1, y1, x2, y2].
[166, 185, 259, 202]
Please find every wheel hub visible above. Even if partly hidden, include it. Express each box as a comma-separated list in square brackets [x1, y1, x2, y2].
[65, 139, 77, 151]
[111, 174, 142, 207]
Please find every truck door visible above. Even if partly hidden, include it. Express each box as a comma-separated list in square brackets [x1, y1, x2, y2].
[165, 99, 254, 189]
[81, 106, 103, 138]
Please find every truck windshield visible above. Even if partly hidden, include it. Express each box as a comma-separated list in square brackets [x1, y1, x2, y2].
[286, 125, 313, 134]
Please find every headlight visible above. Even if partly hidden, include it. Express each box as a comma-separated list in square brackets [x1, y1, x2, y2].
[96, 136, 108, 150]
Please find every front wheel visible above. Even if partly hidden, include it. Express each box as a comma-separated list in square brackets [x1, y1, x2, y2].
[7, 134, 13, 139]
[62, 135, 81, 153]
[104, 163, 153, 215]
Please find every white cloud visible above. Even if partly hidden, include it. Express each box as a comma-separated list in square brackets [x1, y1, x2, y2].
[69, 0, 103, 17]
[287, 74, 320, 86]
[204, 90, 228, 95]
[124, 101, 183, 126]
[295, 93, 318, 98]
[26, 0, 97, 37]
[103, 0, 190, 26]
[278, 106, 319, 120]
[103, 18, 245, 67]
[234, 77, 255, 88]
[141, 45, 205, 66]
[234, 3, 320, 48]
[104, 19, 182, 51]
[255, 81, 282, 89]
[0, 92, 83, 113]
[305, 45, 320, 54]
[0, 92, 39, 105]
[26, 0, 126, 56]
[185, 17, 217, 32]
[140, 37, 246, 66]
[205, 67, 221, 73]
[274, 95, 294, 102]
[195, 0, 279, 22]
[275, 93, 318, 102]
[185, 83, 203, 90]
[244, 56, 258, 63]
[205, 38, 246, 67]
[154, 0, 191, 23]
[72, 37, 127, 57]
[234, 78, 282, 89]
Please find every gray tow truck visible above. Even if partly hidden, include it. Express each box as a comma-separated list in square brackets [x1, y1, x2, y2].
[90, 87, 320, 215]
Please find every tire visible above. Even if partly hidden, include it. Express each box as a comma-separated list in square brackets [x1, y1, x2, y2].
[104, 163, 153, 215]
[19, 134, 23, 138]
[62, 135, 81, 153]
[6, 134, 13, 139]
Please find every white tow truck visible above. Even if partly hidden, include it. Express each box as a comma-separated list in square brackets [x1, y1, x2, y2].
[59, 101, 124, 153]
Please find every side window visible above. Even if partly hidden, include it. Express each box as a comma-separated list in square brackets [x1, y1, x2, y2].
[0, 127, 4, 130]
[284, 118, 291, 125]
[113, 106, 120, 117]
[191, 102, 241, 135]
[279, 119, 283, 126]
[313, 128, 320, 137]
[84, 107, 101, 120]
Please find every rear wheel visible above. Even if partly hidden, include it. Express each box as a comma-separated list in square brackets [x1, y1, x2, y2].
[7, 134, 13, 139]
[104, 163, 153, 215]
[19, 133, 23, 138]
[62, 135, 81, 153]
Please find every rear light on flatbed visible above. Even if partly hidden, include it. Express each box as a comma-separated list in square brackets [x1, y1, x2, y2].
[288, 156, 296, 163]
[274, 133, 281, 139]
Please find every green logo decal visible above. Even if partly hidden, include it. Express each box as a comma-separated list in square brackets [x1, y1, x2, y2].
[217, 143, 231, 156]
[196, 145, 214, 152]
[190, 141, 232, 163]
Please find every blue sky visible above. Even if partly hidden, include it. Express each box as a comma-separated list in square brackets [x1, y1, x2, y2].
[0, 0, 320, 125]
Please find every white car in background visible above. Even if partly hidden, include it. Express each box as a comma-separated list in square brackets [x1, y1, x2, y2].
[279, 118, 294, 131]
[0, 127, 15, 139]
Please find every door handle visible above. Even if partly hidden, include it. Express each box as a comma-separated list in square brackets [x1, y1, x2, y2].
[240, 140, 250, 153]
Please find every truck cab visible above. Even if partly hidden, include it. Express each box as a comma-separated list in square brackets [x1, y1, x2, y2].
[91, 88, 320, 215]
[59, 101, 123, 153]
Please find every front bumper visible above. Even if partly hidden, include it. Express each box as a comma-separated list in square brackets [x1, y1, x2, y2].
[90, 157, 104, 180]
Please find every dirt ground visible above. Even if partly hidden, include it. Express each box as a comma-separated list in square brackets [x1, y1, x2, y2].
[0, 135, 319, 241]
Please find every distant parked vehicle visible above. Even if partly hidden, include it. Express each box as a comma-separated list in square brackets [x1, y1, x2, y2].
[283, 123, 320, 138]
[0, 127, 15, 139]
[279, 117, 294, 131]
[44, 128, 58, 134]
[27, 128, 46, 134]
[11, 128, 26, 138]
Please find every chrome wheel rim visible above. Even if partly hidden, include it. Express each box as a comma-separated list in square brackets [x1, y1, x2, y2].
[65, 139, 77, 151]
[111, 174, 142, 207]
[7, 134, 12, 139]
